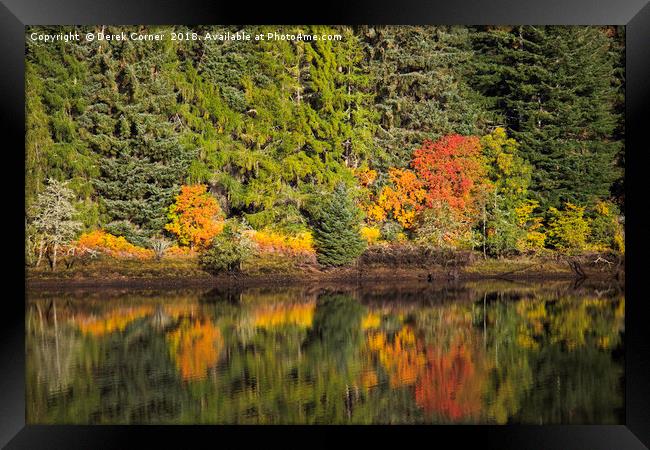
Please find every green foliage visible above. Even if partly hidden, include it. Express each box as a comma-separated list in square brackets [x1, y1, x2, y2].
[25, 32, 99, 227]
[198, 221, 255, 274]
[306, 184, 366, 266]
[484, 206, 526, 257]
[362, 26, 491, 167]
[25, 25, 625, 260]
[76, 26, 194, 234]
[172, 26, 380, 228]
[469, 26, 623, 209]
[480, 128, 533, 256]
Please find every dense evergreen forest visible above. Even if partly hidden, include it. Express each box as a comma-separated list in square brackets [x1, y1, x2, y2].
[25, 26, 625, 273]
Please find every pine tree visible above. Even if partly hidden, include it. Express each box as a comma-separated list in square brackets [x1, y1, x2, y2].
[469, 26, 622, 208]
[307, 184, 366, 266]
[187, 26, 378, 231]
[77, 26, 194, 243]
[193, 25, 310, 225]
[299, 26, 379, 170]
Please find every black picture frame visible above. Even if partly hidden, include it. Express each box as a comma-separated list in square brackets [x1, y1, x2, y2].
[2, 1, 648, 448]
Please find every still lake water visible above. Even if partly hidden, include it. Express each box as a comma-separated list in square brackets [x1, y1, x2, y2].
[26, 280, 624, 424]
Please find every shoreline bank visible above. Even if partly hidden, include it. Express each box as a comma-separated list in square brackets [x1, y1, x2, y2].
[26, 255, 624, 290]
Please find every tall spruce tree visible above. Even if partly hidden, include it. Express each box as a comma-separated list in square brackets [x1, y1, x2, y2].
[469, 26, 623, 208]
[192, 25, 310, 225]
[307, 184, 366, 266]
[78, 26, 193, 244]
[185, 26, 378, 231]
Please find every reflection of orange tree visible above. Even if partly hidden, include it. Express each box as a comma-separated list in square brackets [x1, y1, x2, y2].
[367, 327, 426, 388]
[251, 302, 315, 329]
[414, 340, 486, 421]
[77, 306, 154, 336]
[167, 318, 223, 381]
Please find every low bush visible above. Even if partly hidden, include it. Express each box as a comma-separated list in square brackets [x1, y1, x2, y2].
[199, 223, 255, 275]
[76, 230, 155, 259]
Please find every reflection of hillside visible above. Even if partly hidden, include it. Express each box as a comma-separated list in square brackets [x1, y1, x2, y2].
[27, 282, 625, 424]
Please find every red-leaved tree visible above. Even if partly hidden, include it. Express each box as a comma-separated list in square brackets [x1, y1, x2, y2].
[411, 135, 488, 214]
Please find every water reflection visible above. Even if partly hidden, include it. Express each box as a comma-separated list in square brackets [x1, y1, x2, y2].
[26, 280, 624, 424]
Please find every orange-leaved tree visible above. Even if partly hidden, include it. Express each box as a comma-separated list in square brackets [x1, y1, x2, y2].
[367, 168, 426, 229]
[411, 134, 488, 214]
[165, 184, 224, 249]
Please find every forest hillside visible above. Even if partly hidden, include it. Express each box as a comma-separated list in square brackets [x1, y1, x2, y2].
[25, 26, 625, 280]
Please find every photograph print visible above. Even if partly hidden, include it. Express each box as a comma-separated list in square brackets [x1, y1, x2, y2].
[25, 25, 625, 425]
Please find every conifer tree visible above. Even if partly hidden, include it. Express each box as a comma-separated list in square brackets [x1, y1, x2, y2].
[78, 26, 193, 243]
[188, 26, 378, 231]
[469, 26, 622, 208]
[307, 184, 366, 266]
[25, 29, 99, 226]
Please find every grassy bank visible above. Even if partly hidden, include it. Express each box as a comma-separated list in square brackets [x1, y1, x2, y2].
[26, 247, 624, 289]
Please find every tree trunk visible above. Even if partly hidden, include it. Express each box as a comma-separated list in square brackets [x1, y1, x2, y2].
[482, 205, 487, 259]
[36, 238, 45, 268]
[52, 243, 58, 271]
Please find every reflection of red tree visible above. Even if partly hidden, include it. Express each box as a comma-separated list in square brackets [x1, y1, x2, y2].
[414, 341, 483, 421]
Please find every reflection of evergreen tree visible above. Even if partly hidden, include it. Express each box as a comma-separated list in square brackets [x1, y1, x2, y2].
[297, 294, 366, 423]
[198, 286, 242, 305]
[304, 294, 364, 370]
[514, 345, 623, 424]
[89, 319, 188, 423]
[480, 300, 534, 424]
